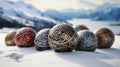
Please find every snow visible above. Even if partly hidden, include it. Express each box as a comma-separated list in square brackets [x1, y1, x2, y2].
[9, 16, 35, 27]
[0, 19, 120, 67]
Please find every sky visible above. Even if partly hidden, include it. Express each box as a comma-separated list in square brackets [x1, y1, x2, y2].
[13, 0, 120, 11]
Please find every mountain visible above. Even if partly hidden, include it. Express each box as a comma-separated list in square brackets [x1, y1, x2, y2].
[0, 1, 42, 18]
[0, 0, 67, 31]
[91, 3, 120, 21]
[44, 9, 91, 20]
[43, 3, 120, 21]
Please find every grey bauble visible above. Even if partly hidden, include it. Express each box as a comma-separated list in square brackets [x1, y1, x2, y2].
[34, 28, 51, 51]
[75, 30, 98, 51]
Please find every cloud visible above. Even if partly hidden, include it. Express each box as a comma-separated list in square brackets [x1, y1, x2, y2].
[78, 0, 120, 6]
[13, 0, 120, 11]
[23, 0, 85, 11]
[77, 0, 120, 10]
[79, 0, 98, 6]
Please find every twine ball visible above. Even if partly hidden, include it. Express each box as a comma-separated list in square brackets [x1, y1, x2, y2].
[74, 25, 89, 32]
[95, 28, 115, 48]
[75, 30, 98, 51]
[34, 28, 51, 51]
[48, 23, 78, 52]
[15, 27, 36, 47]
[5, 31, 16, 46]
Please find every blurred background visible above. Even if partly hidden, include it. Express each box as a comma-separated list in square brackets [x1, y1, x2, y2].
[0, 0, 120, 34]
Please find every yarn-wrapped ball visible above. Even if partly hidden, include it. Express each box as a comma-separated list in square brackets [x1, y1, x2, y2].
[74, 25, 89, 32]
[95, 28, 115, 48]
[75, 30, 98, 51]
[15, 27, 36, 47]
[34, 28, 51, 51]
[48, 23, 78, 52]
[5, 31, 16, 46]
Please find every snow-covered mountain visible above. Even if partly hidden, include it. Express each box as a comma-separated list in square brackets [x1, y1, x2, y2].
[91, 3, 120, 21]
[44, 9, 91, 20]
[0, 0, 67, 31]
[0, 0, 42, 18]
[43, 3, 120, 21]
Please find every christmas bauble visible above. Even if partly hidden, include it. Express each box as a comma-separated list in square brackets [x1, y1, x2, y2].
[75, 30, 98, 51]
[5, 31, 16, 46]
[95, 28, 115, 48]
[74, 25, 89, 32]
[48, 23, 78, 52]
[34, 28, 51, 51]
[15, 27, 36, 47]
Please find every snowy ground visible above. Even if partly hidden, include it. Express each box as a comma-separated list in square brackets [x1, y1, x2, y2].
[0, 19, 120, 67]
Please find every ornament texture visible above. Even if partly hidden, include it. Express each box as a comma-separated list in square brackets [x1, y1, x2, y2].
[48, 23, 78, 52]
[95, 28, 115, 48]
[5, 31, 16, 46]
[34, 28, 51, 51]
[74, 25, 89, 32]
[15, 27, 36, 47]
[75, 30, 98, 51]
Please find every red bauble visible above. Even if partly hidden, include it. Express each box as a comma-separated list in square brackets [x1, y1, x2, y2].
[15, 27, 36, 47]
